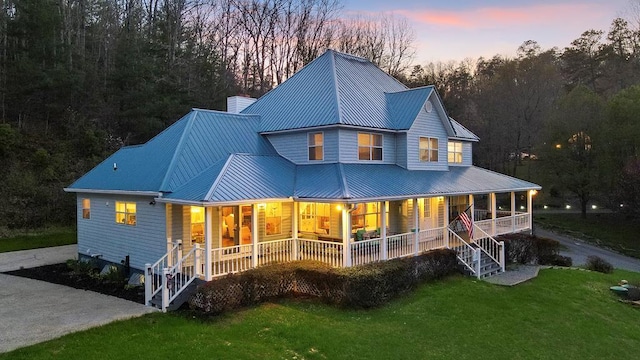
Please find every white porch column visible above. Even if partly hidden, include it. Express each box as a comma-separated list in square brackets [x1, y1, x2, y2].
[252, 204, 259, 268]
[443, 197, 449, 248]
[381, 201, 387, 260]
[511, 191, 516, 233]
[468, 194, 475, 242]
[413, 198, 419, 256]
[342, 204, 352, 267]
[490, 193, 497, 236]
[527, 190, 534, 233]
[292, 202, 299, 261]
[204, 207, 212, 281]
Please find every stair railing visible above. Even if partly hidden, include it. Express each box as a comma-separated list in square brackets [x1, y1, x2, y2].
[161, 244, 202, 312]
[145, 241, 181, 306]
[447, 228, 478, 278]
[473, 224, 505, 272]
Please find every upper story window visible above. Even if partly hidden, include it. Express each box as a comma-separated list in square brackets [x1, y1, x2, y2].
[115, 201, 136, 226]
[308, 132, 324, 161]
[448, 141, 463, 163]
[358, 133, 383, 161]
[82, 198, 91, 219]
[419, 137, 438, 162]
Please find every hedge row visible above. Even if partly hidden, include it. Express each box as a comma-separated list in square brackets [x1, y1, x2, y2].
[496, 233, 572, 266]
[189, 249, 458, 314]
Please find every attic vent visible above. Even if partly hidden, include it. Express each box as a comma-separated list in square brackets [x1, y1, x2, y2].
[424, 100, 433, 113]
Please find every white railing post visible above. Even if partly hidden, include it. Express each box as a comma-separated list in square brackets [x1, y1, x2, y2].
[527, 190, 533, 234]
[251, 204, 259, 268]
[176, 239, 183, 265]
[342, 205, 352, 267]
[511, 192, 516, 233]
[499, 241, 506, 272]
[194, 244, 201, 276]
[490, 193, 497, 236]
[443, 197, 449, 248]
[144, 263, 152, 306]
[475, 248, 482, 279]
[413, 198, 419, 256]
[292, 202, 299, 261]
[381, 201, 388, 260]
[161, 268, 170, 312]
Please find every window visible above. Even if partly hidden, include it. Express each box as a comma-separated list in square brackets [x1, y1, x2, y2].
[358, 133, 383, 160]
[308, 132, 324, 161]
[299, 202, 331, 235]
[265, 203, 282, 235]
[419, 137, 438, 162]
[422, 198, 431, 218]
[191, 206, 205, 244]
[351, 202, 382, 231]
[448, 141, 463, 163]
[115, 201, 136, 226]
[82, 198, 91, 219]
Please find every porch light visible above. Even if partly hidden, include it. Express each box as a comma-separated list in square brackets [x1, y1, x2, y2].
[520, 205, 525, 210]
[529, 190, 538, 196]
[543, 205, 548, 209]
[258, 203, 266, 209]
[620, 204, 624, 208]
[336, 205, 342, 211]
[565, 205, 571, 209]
[591, 205, 597, 210]
[555, 144, 562, 149]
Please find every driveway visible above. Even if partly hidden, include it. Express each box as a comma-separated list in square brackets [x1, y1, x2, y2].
[535, 228, 640, 273]
[0, 246, 156, 353]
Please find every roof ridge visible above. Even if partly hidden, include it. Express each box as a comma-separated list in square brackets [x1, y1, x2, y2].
[337, 163, 351, 199]
[159, 111, 198, 192]
[329, 50, 345, 125]
[204, 154, 235, 201]
[192, 108, 260, 117]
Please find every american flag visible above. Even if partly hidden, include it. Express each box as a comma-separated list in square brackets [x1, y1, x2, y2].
[459, 209, 474, 239]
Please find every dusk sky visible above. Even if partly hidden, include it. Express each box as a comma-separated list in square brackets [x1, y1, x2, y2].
[345, 0, 633, 63]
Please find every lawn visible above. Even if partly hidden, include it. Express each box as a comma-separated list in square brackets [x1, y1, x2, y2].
[3, 269, 639, 359]
[535, 212, 640, 258]
[0, 228, 76, 253]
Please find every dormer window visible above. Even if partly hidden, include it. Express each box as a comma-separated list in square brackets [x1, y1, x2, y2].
[419, 137, 438, 162]
[358, 133, 383, 161]
[448, 141, 463, 163]
[308, 132, 324, 161]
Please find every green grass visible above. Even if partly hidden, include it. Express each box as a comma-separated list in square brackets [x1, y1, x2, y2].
[0, 228, 76, 253]
[535, 212, 640, 258]
[3, 269, 640, 359]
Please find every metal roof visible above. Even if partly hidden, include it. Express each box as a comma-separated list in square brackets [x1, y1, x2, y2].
[386, 86, 433, 130]
[450, 118, 480, 141]
[67, 109, 276, 193]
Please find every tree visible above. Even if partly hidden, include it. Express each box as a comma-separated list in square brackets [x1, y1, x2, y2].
[540, 85, 605, 218]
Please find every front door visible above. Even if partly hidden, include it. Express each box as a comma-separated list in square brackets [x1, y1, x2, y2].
[221, 205, 252, 247]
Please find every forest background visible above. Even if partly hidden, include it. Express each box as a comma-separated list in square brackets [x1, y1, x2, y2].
[1, 0, 640, 231]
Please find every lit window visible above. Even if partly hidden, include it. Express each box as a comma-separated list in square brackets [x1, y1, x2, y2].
[448, 141, 463, 163]
[265, 203, 282, 235]
[422, 198, 431, 218]
[419, 137, 438, 162]
[351, 202, 382, 232]
[191, 206, 205, 244]
[358, 133, 383, 160]
[82, 199, 91, 219]
[308, 132, 324, 161]
[299, 202, 331, 235]
[115, 201, 136, 226]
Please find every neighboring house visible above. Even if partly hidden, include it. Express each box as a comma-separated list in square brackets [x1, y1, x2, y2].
[65, 50, 540, 310]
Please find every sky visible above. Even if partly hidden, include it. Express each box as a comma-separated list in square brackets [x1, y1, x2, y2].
[344, 0, 634, 63]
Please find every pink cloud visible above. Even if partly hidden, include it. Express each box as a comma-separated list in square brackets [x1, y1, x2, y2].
[396, 3, 609, 30]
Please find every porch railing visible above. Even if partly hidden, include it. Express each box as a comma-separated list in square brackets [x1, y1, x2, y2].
[211, 244, 253, 277]
[448, 228, 479, 278]
[472, 224, 504, 272]
[351, 238, 382, 266]
[418, 227, 446, 252]
[162, 244, 203, 312]
[298, 238, 343, 268]
[145, 241, 181, 306]
[387, 232, 414, 259]
[258, 238, 295, 266]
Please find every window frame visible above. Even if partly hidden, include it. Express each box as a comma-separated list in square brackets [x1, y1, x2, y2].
[308, 132, 324, 161]
[190, 206, 205, 244]
[265, 202, 283, 236]
[358, 132, 383, 161]
[419, 136, 439, 162]
[82, 198, 91, 219]
[115, 201, 137, 226]
[448, 141, 463, 164]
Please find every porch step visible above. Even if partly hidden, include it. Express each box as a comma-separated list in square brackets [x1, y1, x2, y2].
[454, 244, 502, 279]
[150, 277, 205, 311]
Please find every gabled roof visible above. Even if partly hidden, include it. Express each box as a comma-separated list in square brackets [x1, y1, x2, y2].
[67, 109, 277, 193]
[450, 118, 480, 141]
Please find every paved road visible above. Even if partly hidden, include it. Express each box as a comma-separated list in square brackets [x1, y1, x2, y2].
[0, 245, 156, 354]
[535, 228, 640, 273]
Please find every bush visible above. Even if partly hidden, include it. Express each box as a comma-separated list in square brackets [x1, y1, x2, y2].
[585, 256, 613, 273]
[535, 237, 561, 264]
[497, 233, 567, 266]
[546, 254, 573, 267]
[189, 249, 459, 314]
[66, 259, 98, 275]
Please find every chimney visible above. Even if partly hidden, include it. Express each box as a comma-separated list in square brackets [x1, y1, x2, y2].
[227, 95, 257, 114]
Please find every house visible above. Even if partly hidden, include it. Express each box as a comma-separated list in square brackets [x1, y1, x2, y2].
[65, 50, 541, 310]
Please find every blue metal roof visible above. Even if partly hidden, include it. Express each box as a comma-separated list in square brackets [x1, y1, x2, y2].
[386, 86, 433, 130]
[67, 109, 276, 193]
[450, 118, 480, 141]
[294, 163, 348, 199]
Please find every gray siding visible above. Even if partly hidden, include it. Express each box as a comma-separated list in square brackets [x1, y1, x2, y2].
[76, 194, 167, 271]
[267, 128, 338, 164]
[338, 129, 395, 164]
[396, 133, 408, 168]
[406, 97, 449, 171]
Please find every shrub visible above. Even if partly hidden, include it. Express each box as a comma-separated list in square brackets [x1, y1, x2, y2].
[546, 254, 573, 267]
[535, 237, 561, 264]
[585, 256, 613, 273]
[497, 234, 565, 265]
[101, 265, 126, 283]
[189, 249, 459, 314]
[66, 259, 98, 275]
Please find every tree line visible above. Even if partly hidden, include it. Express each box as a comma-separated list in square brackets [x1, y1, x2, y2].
[1, 0, 639, 230]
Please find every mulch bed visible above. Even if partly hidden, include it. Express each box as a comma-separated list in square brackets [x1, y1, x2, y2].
[4, 263, 144, 304]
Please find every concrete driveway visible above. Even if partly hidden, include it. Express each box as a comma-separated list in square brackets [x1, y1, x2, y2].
[535, 228, 640, 273]
[0, 246, 156, 354]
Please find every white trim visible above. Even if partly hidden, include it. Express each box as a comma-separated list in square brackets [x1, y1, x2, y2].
[155, 197, 294, 207]
[63, 188, 161, 197]
[261, 124, 398, 135]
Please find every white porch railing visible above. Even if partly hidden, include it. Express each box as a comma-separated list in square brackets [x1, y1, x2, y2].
[472, 224, 505, 272]
[145, 241, 181, 306]
[448, 228, 479, 278]
[211, 244, 253, 277]
[162, 244, 203, 312]
[387, 232, 415, 259]
[351, 238, 382, 266]
[297, 239, 343, 267]
[258, 238, 295, 266]
[418, 227, 447, 252]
